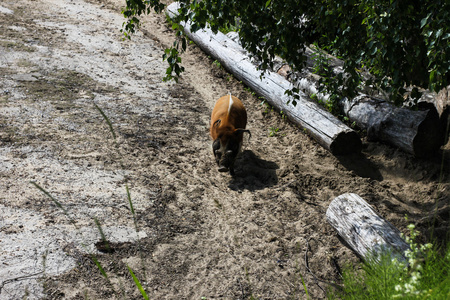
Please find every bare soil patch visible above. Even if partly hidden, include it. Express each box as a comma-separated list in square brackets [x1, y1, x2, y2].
[0, 0, 448, 299]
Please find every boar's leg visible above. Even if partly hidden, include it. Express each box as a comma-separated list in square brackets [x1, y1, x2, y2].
[229, 166, 235, 176]
[212, 139, 221, 166]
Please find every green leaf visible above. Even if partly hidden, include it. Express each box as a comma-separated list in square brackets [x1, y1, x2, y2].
[420, 17, 427, 29]
[181, 38, 187, 51]
[371, 47, 377, 55]
[430, 70, 436, 82]
[420, 13, 432, 29]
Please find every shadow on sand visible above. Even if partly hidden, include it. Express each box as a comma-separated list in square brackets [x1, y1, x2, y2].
[337, 152, 383, 181]
[228, 150, 279, 191]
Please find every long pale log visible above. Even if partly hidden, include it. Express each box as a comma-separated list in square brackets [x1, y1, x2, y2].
[326, 193, 409, 263]
[341, 96, 442, 157]
[167, 3, 361, 155]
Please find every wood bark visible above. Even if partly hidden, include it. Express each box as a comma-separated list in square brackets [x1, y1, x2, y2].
[167, 3, 361, 155]
[340, 96, 442, 157]
[326, 193, 410, 263]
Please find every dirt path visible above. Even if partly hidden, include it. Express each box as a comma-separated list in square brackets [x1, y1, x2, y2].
[0, 0, 448, 299]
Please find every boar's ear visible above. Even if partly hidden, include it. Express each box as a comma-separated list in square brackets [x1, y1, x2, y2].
[235, 129, 251, 141]
[213, 119, 221, 128]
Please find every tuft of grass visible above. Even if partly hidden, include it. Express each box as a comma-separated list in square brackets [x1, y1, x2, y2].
[212, 59, 222, 68]
[327, 224, 450, 300]
[269, 126, 280, 137]
[213, 198, 223, 210]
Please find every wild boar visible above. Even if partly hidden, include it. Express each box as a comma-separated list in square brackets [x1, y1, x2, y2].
[210, 94, 251, 175]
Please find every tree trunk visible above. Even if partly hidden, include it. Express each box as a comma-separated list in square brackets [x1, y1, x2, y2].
[326, 193, 409, 263]
[167, 3, 361, 155]
[340, 96, 442, 157]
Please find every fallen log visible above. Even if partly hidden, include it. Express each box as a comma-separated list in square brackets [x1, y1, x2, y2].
[166, 3, 361, 155]
[326, 193, 409, 263]
[341, 96, 442, 157]
[283, 56, 445, 156]
[252, 40, 446, 156]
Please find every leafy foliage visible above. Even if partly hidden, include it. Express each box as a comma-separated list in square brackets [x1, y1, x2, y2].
[122, 0, 450, 105]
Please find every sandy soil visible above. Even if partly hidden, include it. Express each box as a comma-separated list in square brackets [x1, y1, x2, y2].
[0, 0, 449, 299]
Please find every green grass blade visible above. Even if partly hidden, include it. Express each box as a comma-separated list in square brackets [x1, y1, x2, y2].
[299, 271, 309, 300]
[94, 103, 116, 140]
[31, 181, 66, 212]
[94, 217, 112, 254]
[127, 265, 149, 300]
[92, 256, 108, 279]
[30, 181, 75, 226]
[31, 182, 115, 291]
[126, 184, 135, 216]
[94, 218, 107, 243]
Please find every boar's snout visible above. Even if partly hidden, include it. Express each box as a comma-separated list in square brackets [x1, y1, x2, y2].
[218, 150, 236, 171]
[218, 165, 229, 172]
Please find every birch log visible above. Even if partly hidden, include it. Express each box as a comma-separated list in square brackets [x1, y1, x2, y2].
[326, 193, 409, 263]
[167, 3, 361, 155]
[341, 96, 442, 157]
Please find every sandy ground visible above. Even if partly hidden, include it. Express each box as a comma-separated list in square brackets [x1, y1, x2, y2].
[0, 0, 449, 299]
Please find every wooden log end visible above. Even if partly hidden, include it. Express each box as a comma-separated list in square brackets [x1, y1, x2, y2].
[330, 130, 362, 155]
[413, 108, 443, 157]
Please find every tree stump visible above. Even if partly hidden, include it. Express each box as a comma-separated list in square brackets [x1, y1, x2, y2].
[326, 193, 409, 263]
[433, 86, 450, 144]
